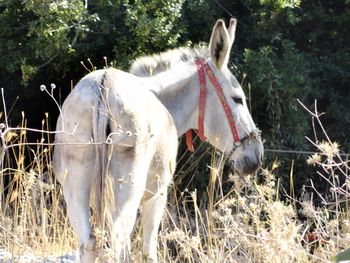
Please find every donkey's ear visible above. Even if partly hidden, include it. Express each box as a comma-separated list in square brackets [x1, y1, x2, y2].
[227, 18, 237, 46]
[209, 19, 232, 70]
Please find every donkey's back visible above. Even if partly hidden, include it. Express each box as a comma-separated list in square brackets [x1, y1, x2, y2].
[53, 68, 178, 262]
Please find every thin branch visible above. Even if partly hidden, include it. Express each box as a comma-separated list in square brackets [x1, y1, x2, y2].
[1, 89, 8, 129]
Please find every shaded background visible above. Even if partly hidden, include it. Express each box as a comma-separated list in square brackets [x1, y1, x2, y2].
[0, 0, 349, 200]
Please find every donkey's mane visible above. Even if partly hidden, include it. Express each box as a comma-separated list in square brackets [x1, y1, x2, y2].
[130, 46, 209, 77]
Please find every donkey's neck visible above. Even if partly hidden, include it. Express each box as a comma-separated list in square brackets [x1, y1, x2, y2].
[140, 64, 199, 136]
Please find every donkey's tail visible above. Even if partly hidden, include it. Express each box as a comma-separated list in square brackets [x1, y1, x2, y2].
[91, 70, 110, 225]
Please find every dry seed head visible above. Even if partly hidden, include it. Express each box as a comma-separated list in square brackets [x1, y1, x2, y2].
[267, 202, 295, 221]
[300, 200, 316, 218]
[327, 219, 340, 235]
[261, 167, 271, 177]
[218, 203, 232, 216]
[271, 161, 280, 171]
[318, 141, 339, 159]
[222, 197, 236, 206]
[26, 169, 37, 188]
[307, 153, 321, 166]
[5, 131, 17, 142]
[227, 173, 238, 183]
[237, 196, 247, 206]
[249, 202, 258, 211]
[163, 229, 186, 241]
[341, 219, 350, 233]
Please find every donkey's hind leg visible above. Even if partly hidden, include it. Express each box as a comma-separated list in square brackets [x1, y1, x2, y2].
[141, 159, 175, 262]
[141, 122, 178, 262]
[141, 185, 169, 263]
[63, 182, 96, 263]
[110, 152, 153, 262]
[57, 147, 97, 263]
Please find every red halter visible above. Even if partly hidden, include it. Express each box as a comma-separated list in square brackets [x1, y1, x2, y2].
[185, 59, 240, 152]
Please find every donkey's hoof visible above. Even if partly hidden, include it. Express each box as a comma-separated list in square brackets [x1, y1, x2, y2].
[80, 235, 97, 263]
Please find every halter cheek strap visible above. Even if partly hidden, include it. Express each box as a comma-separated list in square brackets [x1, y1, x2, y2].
[185, 59, 240, 152]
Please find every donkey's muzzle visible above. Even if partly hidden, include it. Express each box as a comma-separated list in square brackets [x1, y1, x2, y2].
[242, 154, 262, 174]
[232, 142, 264, 175]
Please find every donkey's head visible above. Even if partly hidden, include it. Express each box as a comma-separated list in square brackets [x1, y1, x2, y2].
[202, 19, 264, 175]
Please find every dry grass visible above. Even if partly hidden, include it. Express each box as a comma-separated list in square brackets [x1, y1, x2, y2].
[0, 100, 349, 262]
[0, 113, 78, 260]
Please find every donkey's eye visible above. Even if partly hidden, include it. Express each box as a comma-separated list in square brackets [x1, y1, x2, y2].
[232, 97, 243, 105]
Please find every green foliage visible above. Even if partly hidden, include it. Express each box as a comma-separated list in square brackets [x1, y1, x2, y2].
[243, 40, 311, 149]
[123, 0, 185, 50]
[260, 0, 301, 9]
[333, 247, 350, 262]
[0, 0, 188, 123]
[0, 0, 92, 80]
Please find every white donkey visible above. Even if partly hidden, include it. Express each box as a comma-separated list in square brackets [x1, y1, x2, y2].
[53, 18, 264, 262]
[53, 68, 178, 263]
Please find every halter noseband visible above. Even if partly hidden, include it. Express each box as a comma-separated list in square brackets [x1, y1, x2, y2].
[185, 59, 260, 152]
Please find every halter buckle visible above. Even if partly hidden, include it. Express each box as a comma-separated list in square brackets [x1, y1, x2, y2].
[233, 141, 242, 149]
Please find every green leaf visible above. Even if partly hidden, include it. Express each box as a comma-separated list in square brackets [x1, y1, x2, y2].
[333, 247, 350, 262]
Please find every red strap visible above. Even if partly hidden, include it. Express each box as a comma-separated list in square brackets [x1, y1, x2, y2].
[185, 130, 194, 152]
[185, 59, 240, 152]
[202, 62, 240, 142]
[185, 60, 207, 152]
[195, 60, 206, 141]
